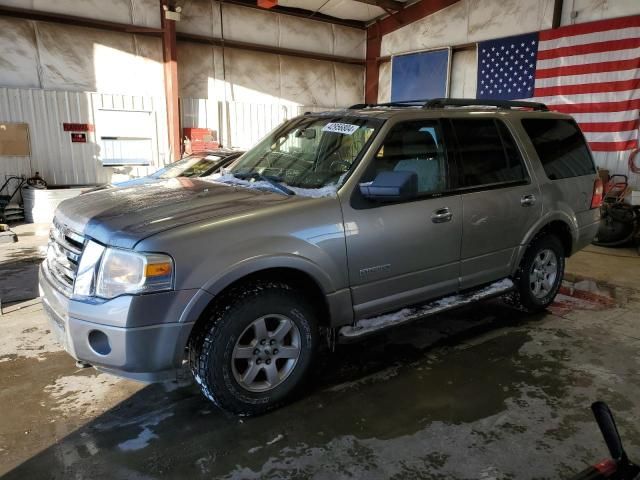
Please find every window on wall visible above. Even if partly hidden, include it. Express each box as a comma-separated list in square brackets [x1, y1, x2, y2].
[391, 49, 451, 102]
[449, 119, 527, 188]
[94, 110, 156, 166]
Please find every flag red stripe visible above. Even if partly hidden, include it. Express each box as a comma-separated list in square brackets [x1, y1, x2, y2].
[588, 139, 638, 152]
[546, 98, 640, 114]
[534, 78, 640, 96]
[535, 58, 640, 78]
[579, 120, 640, 133]
[537, 38, 640, 60]
[539, 15, 640, 41]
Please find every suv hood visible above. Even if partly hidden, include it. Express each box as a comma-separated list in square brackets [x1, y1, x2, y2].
[55, 178, 295, 249]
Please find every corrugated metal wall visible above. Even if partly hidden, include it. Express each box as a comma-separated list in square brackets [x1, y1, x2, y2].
[181, 98, 333, 150]
[0, 87, 169, 187]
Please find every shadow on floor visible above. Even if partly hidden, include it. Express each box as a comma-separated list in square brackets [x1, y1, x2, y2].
[3, 301, 549, 479]
[0, 253, 44, 305]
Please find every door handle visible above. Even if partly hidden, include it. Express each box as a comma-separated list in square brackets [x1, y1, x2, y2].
[431, 207, 453, 223]
[521, 194, 536, 207]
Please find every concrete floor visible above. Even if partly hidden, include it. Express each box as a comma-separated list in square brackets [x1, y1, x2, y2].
[2, 224, 640, 479]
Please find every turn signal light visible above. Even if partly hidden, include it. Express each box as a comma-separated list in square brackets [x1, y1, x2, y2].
[591, 178, 604, 209]
[145, 262, 172, 277]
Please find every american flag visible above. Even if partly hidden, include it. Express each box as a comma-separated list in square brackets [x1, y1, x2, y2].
[477, 15, 640, 152]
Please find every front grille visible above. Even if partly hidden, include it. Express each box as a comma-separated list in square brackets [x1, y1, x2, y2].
[46, 218, 85, 296]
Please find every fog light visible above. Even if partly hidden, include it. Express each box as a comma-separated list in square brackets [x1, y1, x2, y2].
[88, 330, 111, 356]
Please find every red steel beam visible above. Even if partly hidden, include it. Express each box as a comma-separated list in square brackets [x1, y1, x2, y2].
[365, 0, 460, 103]
[160, 1, 181, 161]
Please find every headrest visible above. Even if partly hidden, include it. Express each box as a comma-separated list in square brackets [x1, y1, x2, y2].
[383, 129, 437, 158]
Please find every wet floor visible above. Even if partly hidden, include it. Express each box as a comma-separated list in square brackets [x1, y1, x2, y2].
[2, 281, 640, 479]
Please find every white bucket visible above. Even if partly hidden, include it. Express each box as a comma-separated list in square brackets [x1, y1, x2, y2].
[22, 185, 94, 224]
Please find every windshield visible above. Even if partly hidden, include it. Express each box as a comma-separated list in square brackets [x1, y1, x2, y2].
[152, 154, 225, 179]
[223, 116, 380, 193]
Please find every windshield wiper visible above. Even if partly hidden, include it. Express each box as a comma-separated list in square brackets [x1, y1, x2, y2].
[232, 171, 295, 196]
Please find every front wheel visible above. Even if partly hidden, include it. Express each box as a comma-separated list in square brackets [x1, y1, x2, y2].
[188, 281, 319, 416]
[509, 235, 565, 312]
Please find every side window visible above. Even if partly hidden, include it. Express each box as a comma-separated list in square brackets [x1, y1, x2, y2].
[450, 119, 527, 188]
[372, 120, 447, 195]
[521, 119, 596, 180]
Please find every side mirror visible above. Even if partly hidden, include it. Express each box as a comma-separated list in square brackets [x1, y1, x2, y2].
[359, 170, 418, 202]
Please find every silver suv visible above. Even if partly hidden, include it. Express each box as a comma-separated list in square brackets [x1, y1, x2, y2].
[40, 98, 602, 415]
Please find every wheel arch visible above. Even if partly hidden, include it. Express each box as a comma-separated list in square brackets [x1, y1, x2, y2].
[512, 215, 575, 276]
[176, 265, 337, 364]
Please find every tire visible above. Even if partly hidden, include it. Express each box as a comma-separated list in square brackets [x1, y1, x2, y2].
[188, 281, 319, 416]
[508, 234, 565, 312]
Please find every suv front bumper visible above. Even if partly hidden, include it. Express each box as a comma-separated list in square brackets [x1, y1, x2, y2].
[39, 264, 196, 382]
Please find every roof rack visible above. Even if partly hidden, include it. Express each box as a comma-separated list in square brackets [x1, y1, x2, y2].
[348, 98, 549, 112]
[424, 98, 549, 111]
[348, 99, 431, 109]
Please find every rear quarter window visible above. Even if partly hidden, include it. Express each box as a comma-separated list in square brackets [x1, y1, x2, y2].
[521, 119, 596, 180]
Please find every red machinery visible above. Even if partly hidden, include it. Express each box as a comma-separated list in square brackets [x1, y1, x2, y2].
[183, 128, 219, 154]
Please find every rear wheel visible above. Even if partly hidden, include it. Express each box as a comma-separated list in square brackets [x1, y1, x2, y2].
[188, 281, 319, 416]
[509, 235, 565, 312]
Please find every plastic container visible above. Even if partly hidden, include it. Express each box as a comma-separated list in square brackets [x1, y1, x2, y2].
[22, 185, 95, 223]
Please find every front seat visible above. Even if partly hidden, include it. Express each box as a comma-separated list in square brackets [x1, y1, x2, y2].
[391, 130, 443, 193]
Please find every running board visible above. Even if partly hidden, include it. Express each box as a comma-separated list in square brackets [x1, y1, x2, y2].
[339, 278, 514, 341]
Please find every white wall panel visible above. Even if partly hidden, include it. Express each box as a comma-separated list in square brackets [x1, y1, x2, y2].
[334, 63, 365, 107]
[0, 0, 161, 27]
[177, 1, 365, 60]
[0, 17, 40, 89]
[377, 61, 392, 103]
[279, 15, 335, 56]
[178, 0, 221, 37]
[0, 88, 168, 186]
[0, 17, 164, 96]
[450, 48, 477, 98]
[561, 0, 640, 26]
[381, 0, 554, 57]
[467, 0, 554, 43]
[222, 4, 281, 48]
[333, 24, 367, 59]
[177, 43, 364, 107]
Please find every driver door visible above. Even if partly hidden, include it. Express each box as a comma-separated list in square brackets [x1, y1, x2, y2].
[341, 119, 462, 319]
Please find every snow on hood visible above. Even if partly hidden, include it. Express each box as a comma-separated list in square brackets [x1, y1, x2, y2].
[206, 173, 339, 198]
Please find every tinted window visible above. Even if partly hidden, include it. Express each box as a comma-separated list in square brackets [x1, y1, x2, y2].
[522, 119, 596, 180]
[372, 120, 447, 195]
[450, 119, 526, 187]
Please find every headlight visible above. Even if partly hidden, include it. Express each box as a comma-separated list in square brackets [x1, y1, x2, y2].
[72, 241, 174, 300]
[74, 241, 106, 297]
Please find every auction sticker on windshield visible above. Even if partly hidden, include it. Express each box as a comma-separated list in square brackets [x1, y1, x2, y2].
[322, 123, 359, 135]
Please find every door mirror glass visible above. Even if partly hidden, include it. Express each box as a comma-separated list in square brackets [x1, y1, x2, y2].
[359, 170, 418, 202]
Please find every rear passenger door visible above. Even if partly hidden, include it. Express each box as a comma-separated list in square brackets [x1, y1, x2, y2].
[445, 117, 541, 289]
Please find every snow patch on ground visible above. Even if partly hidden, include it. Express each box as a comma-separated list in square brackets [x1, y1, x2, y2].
[340, 279, 514, 338]
[266, 434, 284, 445]
[247, 434, 285, 454]
[0, 303, 62, 361]
[205, 174, 338, 198]
[44, 372, 137, 418]
[117, 409, 174, 452]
